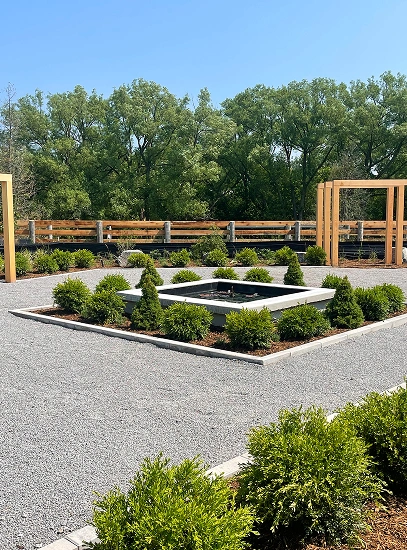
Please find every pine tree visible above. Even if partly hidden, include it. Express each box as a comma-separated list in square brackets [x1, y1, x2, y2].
[325, 276, 364, 329]
[283, 256, 305, 286]
[131, 275, 163, 330]
[136, 258, 164, 288]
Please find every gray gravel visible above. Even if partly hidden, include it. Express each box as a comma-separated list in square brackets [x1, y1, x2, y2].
[1, 266, 407, 549]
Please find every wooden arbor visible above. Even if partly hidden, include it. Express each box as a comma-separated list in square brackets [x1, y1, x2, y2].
[1, 174, 16, 282]
[316, 179, 406, 267]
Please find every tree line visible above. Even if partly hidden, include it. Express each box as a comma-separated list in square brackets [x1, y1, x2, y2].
[1, 72, 407, 221]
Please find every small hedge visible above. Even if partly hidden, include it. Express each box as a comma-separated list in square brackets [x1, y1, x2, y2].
[354, 286, 390, 321]
[204, 249, 228, 267]
[277, 304, 331, 340]
[212, 267, 239, 280]
[95, 274, 132, 293]
[273, 246, 296, 265]
[161, 302, 213, 341]
[325, 276, 364, 329]
[15, 251, 32, 276]
[224, 308, 276, 350]
[234, 248, 258, 267]
[82, 290, 125, 325]
[34, 253, 59, 274]
[170, 270, 202, 284]
[131, 275, 163, 330]
[305, 245, 327, 266]
[321, 273, 345, 290]
[52, 278, 91, 313]
[243, 267, 273, 283]
[73, 249, 95, 268]
[377, 283, 405, 313]
[169, 249, 190, 267]
[127, 252, 150, 268]
[52, 249, 73, 271]
[283, 256, 305, 286]
[191, 232, 228, 261]
[91, 454, 254, 550]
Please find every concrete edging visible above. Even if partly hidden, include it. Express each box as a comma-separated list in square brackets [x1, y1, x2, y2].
[9, 307, 407, 367]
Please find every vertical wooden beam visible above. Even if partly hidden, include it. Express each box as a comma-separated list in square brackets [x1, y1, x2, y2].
[395, 184, 405, 265]
[385, 186, 395, 264]
[331, 181, 340, 267]
[323, 182, 332, 264]
[1, 174, 16, 283]
[316, 183, 324, 247]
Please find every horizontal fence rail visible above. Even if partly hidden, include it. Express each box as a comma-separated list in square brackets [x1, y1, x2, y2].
[3, 219, 407, 244]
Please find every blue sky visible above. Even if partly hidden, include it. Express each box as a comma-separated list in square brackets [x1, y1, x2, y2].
[2, 0, 407, 106]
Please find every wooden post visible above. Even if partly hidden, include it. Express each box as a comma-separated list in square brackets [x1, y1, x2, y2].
[164, 221, 171, 243]
[228, 221, 235, 242]
[96, 220, 104, 243]
[1, 174, 16, 283]
[29, 220, 36, 243]
[331, 181, 340, 267]
[385, 187, 394, 264]
[316, 183, 324, 247]
[395, 184, 405, 266]
[323, 182, 332, 264]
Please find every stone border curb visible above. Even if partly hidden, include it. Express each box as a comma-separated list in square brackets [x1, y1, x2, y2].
[9, 307, 407, 366]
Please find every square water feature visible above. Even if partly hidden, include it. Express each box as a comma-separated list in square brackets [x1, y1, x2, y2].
[118, 279, 335, 327]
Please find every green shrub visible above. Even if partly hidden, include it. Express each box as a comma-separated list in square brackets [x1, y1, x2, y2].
[52, 277, 91, 313]
[95, 274, 131, 293]
[256, 248, 276, 263]
[273, 246, 296, 265]
[337, 386, 407, 494]
[91, 454, 254, 550]
[212, 267, 239, 280]
[305, 245, 327, 266]
[191, 230, 228, 261]
[234, 247, 258, 267]
[131, 275, 163, 330]
[283, 256, 305, 286]
[325, 276, 364, 329]
[82, 290, 125, 325]
[277, 304, 331, 340]
[204, 248, 228, 267]
[237, 406, 383, 547]
[34, 253, 59, 274]
[224, 308, 276, 350]
[73, 249, 95, 268]
[169, 249, 190, 267]
[243, 267, 273, 283]
[354, 286, 390, 321]
[136, 258, 164, 288]
[52, 249, 73, 271]
[377, 283, 405, 313]
[162, 302, 212, 341]
[321, 273, 345, 290]
[15, 250, 32, 276]
[170, 270, 202, 284]
[127, 252, 149, 268]
[0, 254, 4, 273]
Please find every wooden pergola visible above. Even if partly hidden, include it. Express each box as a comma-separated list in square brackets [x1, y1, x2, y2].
[1, 174, 16, 282]
[316, 179, 406, 267]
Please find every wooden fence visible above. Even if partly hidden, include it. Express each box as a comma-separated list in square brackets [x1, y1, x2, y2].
[6, 219, 407, 244]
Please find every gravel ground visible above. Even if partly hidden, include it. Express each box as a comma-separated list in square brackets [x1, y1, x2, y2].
[1, 265, 407, 549]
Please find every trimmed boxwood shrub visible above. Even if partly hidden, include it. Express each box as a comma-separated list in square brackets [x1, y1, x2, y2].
[131, 275, 163, 330]
[15, 251, 32, 276]
[73, 249, 95, 268]
[52, 277, 91, 313]
[243, 267, 273, 283]
[212, 267, 239, 280]
[224, 308, 276, 350]
[321, 273, 344, 290]
[277, 304, 331, 340]
[136, 258, 164, 288]
[127, 252, 150, 268]
[234, 248, 258, 267]
[325, 276, 364, 329]
[273, 246, 296, 265]
[191, 231, 228, 261]
[91, 454, 254, 550]
[337, 386, 407, 494]
[204, 248, 228, 267]
[377, 283, 405, 313]
[283, 256, 305, 286]
[161, 302, 212, 341]
[354, 286, 390, 321]
[34, 253, 59, 274]
[305, 245, 327, 266]
[170, 270, 202, 284]
[52, 249, 73, 271]
[169, 249, 190, 267]
[237, 406, 383, 547]
[95, 274, 132, 293]
[82, 290, 125, 325]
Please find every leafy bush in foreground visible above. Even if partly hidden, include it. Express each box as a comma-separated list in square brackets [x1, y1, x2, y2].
[277, 304, 330, 340]
[237, 406, 383, 547]
[204, 248, 228, 267]
[170, 270, 202, 284]
[225, 308, 276, 350]
[91, 454, 254, 550]
[337, 386, 407, 494]
[243, 267, 273, 283]
[161, 302, 212, 341]
[34, 253, 59, 274]
[273, 246, 296, 265]
[169, 249, 190, 267]
[354, 286, 390, 321]
[321, 273, 345, 290]
[325, 276, 364, 329]
[130, 275, 163, 330]
[377, 283, 405, 313]
[234, 248, 258, 267]
[212, 267, 239, 280]
[305, 245, 327, 266]
[82, 291, 125, 325]
[15, 250, 32, 276]
[52, 278, 91, 313]
[95, 274, 131, 293]
[73, 249, 95, 268]
[127, 252, 149, 268]
[52, 249, 73, 271]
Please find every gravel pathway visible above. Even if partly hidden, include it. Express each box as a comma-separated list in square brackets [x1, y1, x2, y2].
[1, 266, 407, 549]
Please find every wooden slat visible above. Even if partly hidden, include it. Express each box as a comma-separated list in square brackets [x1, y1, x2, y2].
[35, 229, 96, 236]
[103, 230, 164, 237]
